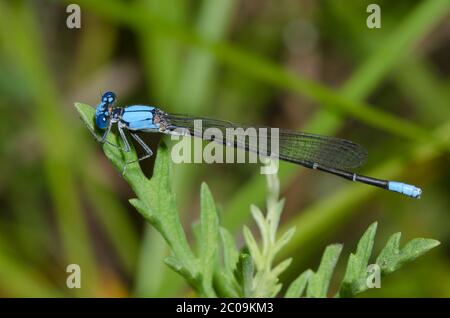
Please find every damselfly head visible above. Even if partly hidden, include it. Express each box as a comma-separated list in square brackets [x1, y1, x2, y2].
[95, 91, 116, 129]
[101, 91, 116, 104]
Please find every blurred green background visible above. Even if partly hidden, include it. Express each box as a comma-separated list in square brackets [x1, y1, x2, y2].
[0, 0, 449, 297]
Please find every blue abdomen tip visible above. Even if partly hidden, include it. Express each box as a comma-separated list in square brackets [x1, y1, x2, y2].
[388, 182, 422, 199]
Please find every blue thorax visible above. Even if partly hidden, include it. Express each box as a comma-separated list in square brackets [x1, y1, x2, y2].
[122, 105, 159, 131]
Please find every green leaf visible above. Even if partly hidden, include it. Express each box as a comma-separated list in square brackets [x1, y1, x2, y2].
[287, 224, 440, 298]
[339, 222, 377, 297]
[267, 200, 285, 240]
[285, 269, 313, 298]
[191, 221, 201, 256]
[220, 227, 239, 273]
[129, 199, 157, 224]
[271, 258, 292, 278]
[164, 256, 197, 286]
[75, 103, 97, 135]
[273, 227, 296, 255]
[375, 232, 401, 274]
[242, 160, 295, 297]
[214, 271, 240, 298]
[243, 226, 262, 268]
[235, 253, 254, 297]
[214, 227, 241, 298]
[132, 144, 198, 275]
[398, 238, 440, 264]
[376, 233, 440, 275]
[307, 244, 342, 298]
[250, 204, 268, 251]
[199, 183, 220, 297]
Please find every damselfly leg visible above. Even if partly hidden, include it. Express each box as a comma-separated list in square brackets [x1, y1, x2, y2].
[117, 123, 154, 175]
[86, 119, 130, 152]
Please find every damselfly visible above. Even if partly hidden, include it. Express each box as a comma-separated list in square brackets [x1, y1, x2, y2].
[91, 91, 421, 199]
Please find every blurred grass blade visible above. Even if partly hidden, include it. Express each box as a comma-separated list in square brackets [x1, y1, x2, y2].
[137, 0, 187, 104]
[82, 176, 139, 275]
[0, 237, 62, 297]
[0, 2, 100, 295]
[342, 0, 450, 100]
[174, 0, 237, 114]
[134, 225, 185, 297]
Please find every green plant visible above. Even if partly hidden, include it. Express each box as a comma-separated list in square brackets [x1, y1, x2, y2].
[76, 102, 440, 297]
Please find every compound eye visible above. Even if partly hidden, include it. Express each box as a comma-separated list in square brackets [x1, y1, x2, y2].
[102, 91, 116, 104]
[96, 114, 110, 129]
